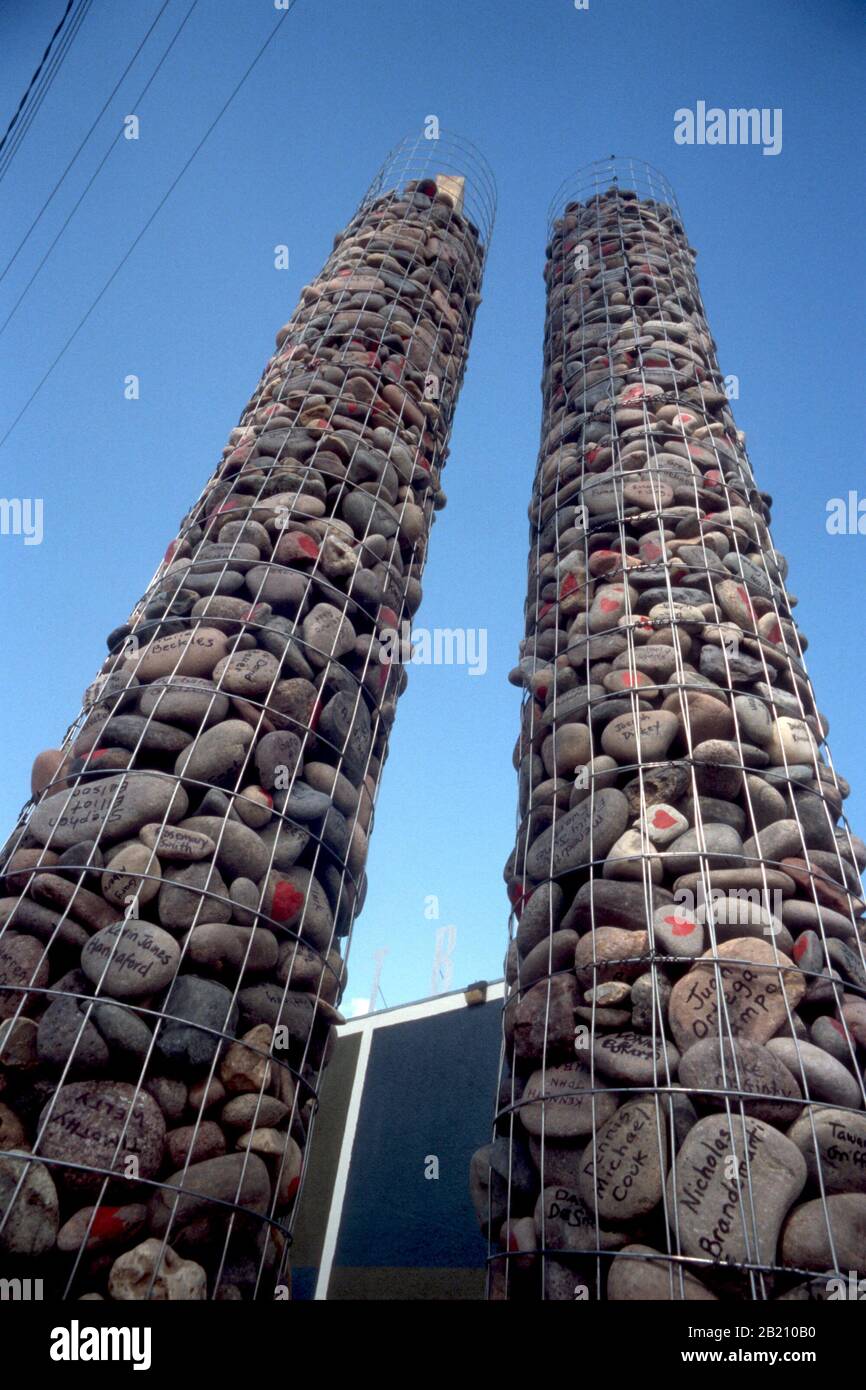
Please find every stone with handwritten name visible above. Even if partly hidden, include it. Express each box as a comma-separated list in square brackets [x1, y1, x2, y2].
[525, 787, 630, 879]
[520, 1061, 619, 1139]
[28, 773, 188, 850]
[534, 1185, 626, 1253]
[101, 843, 161, 908]
[668, 1114, 806, 1267]
[592, 1030, 680, 1085]
[678, 1037, 803, 1125]
[123, 627, 229, 682]
[579, 1098, 668, 1219]
[601, 710, 679, 764]
[607, 1244, 718, 1300]
[138, 675, 229, 728]
[786, 1109, 866, 1194]
[669, 938, 805, 1052]
[0, 932, 49, 1020]
[37, 1080, 165, 1191]
[81, 920, 179, 999]
[139, 823, 215, 862]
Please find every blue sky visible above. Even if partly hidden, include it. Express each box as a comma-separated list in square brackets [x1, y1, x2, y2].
[1, 0, 864, 1013]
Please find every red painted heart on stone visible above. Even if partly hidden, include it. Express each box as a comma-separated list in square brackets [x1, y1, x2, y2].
[792, 937, 809, 962]
[272, 883, 305, 922]
[297, 535, 319, 560]
[560, 573, 578, 598]
[600, 598, 619, 612]
[652, 810, 677, 829]
[90, 1207, 127, 1240]
[665, 914, 695, 936]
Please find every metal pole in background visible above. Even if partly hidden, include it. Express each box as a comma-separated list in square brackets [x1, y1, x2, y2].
[473, 157, 865, 1301]
[0, 132, 495, 1300]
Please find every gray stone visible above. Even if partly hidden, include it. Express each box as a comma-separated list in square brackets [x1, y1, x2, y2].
[81, 920, 180, 999]
[29, 774, 188, 850]
[156, 975, 238, 1070]
[526, 788, 630, 879]
[0, 1153, 59, 1254]
[766, 1038, 863, 1109]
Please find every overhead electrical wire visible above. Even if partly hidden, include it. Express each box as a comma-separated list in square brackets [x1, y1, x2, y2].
[0, 0, 200, 335]
[1, 0, 176, 285]
[0, 0, 93, 181]
[0, 0, 302, 448]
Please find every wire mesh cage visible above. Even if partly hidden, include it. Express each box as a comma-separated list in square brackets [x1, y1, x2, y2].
[0, 131, 494, 1300]
[472, 156, 866, 1302]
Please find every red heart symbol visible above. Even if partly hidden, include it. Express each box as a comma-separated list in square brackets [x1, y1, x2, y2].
[653, 810, 677, 829]
[792, 937, 809, 962]
[665, 915, 695, 937]
[272, 883, 305, 923]
[600, 598, 619, 613]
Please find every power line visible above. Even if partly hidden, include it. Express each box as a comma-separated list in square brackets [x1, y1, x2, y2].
[0, 0, 301, 449]
[0, 0, 92, 179]
[0, 0, 75, 155]
[0, 0, 198, 335]
[1, 0, 175, 285]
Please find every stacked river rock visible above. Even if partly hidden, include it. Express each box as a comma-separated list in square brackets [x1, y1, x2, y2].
[0, 143, 490, 1299]
[472, 160, 866, 1300]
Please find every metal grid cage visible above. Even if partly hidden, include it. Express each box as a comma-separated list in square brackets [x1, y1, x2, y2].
[474, 156, 866, 1302]
[0, 132, 494, 1300]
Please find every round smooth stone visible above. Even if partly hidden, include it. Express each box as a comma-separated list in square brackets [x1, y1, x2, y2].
[254, 730, 303, 790]
[541, 723, 592, 778]
[178, 817, 270, 882]
[260, 868, 334, 949]
[317, 691, 372, 780]
[184, 923, 278, 977]
[678, 1037, 803, 1124]
[57, 1202, 147, 1254]
[668, 691, 734, 743]
[668, 1114, 806, 1267]
[37, 1081, 165, 1190]
[280, 782, 332, 821]
[664, 823, 744, 876]
[525, 787, 630, 879]
[139, 681, 229, 733]
[156, 975, 238, 1070]
[139, 823, 215, 862]
[158, 862, 231, 929]
[147, 1153, 271, 1238]
[601, 709, 678, 763]
[766, 1038, 863, 1109]
[0, 932, 49, 1020]
[174, 720, 254, 786]
[517, 930, 579, 991]
[734, 694, 773, 747]
[0, 1154, 59, 1254]
[515, 881, 564, 957]
[519, 1061, 619, 1139]
[124, 628, 228, 682]
[714, 578, 757, 630]
[99, 714, 192, 755]
[579, 1097, 668, 1219]
[612, 644, 680, 680]
[212, 649, 280, 699]
[742, 820, 805, 863]
[81, 920, 180, 999]
[37, 994, 109, 1071]
[301, 603, 357, 669]
[28, 773, 188, 850]
[668, 938, 806, 1051]
[574, 927, 650, 988]
[781, 1194, 866, 1273]
[607, 1244, 717, 1300]
[102, 843, 161, 907]
[512, 975, 579, 1061]
[652, 902, 704, 958]
[643, 802, 688, 846]
[591, 1030, 680, 1085]
[786, 1109, 866, 1194]
[603, 829, 663, 883]
[304, 761, 359, 816]
[691, 740, 743, 799]
[90, 1002, 153, 1063]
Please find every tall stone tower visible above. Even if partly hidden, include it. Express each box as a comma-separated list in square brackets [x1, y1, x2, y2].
[474, 158, 865, 1301]
[0, 134, 493, 1299]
